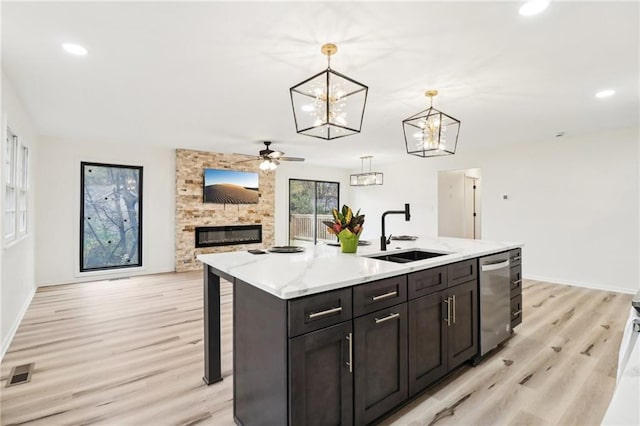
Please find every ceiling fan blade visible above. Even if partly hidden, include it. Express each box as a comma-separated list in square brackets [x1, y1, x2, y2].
[279, 156, 305, 162]
[233, 152, 260, 157]
[236, 158, 260, 163]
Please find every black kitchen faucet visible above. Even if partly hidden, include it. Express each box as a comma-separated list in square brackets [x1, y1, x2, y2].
[380, 203, 411, 251]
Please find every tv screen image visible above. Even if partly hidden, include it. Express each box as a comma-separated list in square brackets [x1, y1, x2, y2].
[203, 169, 259, 204]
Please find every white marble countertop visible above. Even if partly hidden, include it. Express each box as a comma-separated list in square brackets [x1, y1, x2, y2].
[197, 236, 523, 300]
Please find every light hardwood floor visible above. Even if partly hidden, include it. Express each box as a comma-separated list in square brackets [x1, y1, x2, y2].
[0, 272, 631, 425]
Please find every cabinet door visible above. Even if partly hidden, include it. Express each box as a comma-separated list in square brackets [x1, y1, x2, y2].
[289, 322, 353, 426]
[408, 292, 448, 397]
[447, 280, 478, 370]
[354, 304, 408, 425]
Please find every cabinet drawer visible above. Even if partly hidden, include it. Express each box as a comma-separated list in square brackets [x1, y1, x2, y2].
[510, 266, 522, 297]
[288, 288, 352, 337]
[448, 259, 477, 287]
[408, 266, 447, 300]
[353, 276, 407, 317]
[510, 248, 522, 267]
[511, 294, 522, 328]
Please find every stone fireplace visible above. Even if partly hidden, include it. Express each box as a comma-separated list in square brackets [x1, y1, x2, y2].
[175, 149, 275, 272]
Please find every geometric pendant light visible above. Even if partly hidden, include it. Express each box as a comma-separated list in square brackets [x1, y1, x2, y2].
[402, 90, 461, 157]
[290, 43, 368, 140]
[350, 156, 383, 186]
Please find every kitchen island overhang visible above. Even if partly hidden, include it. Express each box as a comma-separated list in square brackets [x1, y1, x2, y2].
[198, 237, 523, 425]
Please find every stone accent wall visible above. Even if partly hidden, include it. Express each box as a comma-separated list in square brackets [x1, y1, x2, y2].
[175, 149, 275, 272]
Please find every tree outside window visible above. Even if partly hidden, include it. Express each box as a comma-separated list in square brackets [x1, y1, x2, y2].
[81, 162, 143, 271]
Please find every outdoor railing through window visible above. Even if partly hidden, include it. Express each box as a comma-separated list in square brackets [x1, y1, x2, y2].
[290, 214, 335, 242]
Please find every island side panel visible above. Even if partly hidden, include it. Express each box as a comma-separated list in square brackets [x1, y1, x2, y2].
[234, 279, 288, 425]
[203, 265, 222, 384]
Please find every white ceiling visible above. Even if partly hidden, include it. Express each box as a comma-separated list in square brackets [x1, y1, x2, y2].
[2, 1, 638, 168]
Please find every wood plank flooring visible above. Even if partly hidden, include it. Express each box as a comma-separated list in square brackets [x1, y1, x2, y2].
[0, 272, 631, 425]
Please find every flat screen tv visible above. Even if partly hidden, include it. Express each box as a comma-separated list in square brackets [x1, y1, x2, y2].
[203, 168, 259, 204]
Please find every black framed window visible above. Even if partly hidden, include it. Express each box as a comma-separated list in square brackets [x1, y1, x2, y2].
[289, 179, 339, 245]
[80, 162, 143, 272]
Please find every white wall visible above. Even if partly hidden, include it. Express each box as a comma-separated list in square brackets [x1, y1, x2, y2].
[274, 162, 351, 245]
[35, 137, 175, 286]
[352, 128, 640, 293]
[1, 72, 39, 358]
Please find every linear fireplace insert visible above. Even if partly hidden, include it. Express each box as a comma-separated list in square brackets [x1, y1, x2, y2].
[195, 225, 262, 248]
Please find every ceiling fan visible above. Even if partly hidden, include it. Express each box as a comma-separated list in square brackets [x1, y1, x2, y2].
[235, 141, 305, 171]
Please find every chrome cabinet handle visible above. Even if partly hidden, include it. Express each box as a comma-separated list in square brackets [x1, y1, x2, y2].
[444, 298, 451, 326]
[452, 295, 456, 324]
[511, 256, 521, 262]
[372, 290, 397, 301]
[346, 333, 353, 373]
[375, 312, 400, 324]
[308, 306, 342, 319]
[511, 279, 522, 286]
[512, 310, 522, 317]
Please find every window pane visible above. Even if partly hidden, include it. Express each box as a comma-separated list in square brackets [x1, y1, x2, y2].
[5, 134, 15, 184]
[20, 145, 28, 189]
[289, 179, 339, 245]
[4, 211, 15, 239]
[81, 163, 143, 271]
[289, 180, 315, 245]
[316, 182, 339, 243]
[18, 190, 27, 233]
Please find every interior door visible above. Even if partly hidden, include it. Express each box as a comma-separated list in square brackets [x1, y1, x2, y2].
[464, 177, 479, 239]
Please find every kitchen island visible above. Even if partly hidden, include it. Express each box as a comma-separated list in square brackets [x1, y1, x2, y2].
[198, 237, 523, 426]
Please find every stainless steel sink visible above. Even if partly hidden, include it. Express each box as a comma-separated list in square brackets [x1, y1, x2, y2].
[368, 249, 448, 263]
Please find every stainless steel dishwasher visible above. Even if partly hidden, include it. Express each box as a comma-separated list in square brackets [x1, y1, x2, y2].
[478, 252, 512, 356]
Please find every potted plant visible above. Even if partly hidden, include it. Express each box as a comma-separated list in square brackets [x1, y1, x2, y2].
[323, 205, 365, 253]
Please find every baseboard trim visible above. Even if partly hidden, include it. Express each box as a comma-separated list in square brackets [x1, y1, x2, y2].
[37, 267, 176, 287]
[524, 274, 637, 295]
[1, 286, 36, 362]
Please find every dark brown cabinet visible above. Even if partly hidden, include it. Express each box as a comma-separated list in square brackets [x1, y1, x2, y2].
[289, 321, 354, 426]
[231, 253, 515, 426]
[447, 280, 478, 370]
[408, 291, 447, 396]
[354, 304, 408, 425]
[408, 277, 478, 397]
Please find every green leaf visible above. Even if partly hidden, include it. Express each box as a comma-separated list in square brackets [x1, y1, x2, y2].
[332, 208, 340, 223]
[345, 208, 352, 225]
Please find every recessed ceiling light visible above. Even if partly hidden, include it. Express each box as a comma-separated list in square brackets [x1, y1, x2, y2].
[595, 89, 615, 98]
[519, 0, 550, 16]
[62, 43, 88, 56]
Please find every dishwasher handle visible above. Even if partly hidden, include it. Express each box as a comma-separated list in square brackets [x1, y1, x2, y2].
[481, 259, 510, 272]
